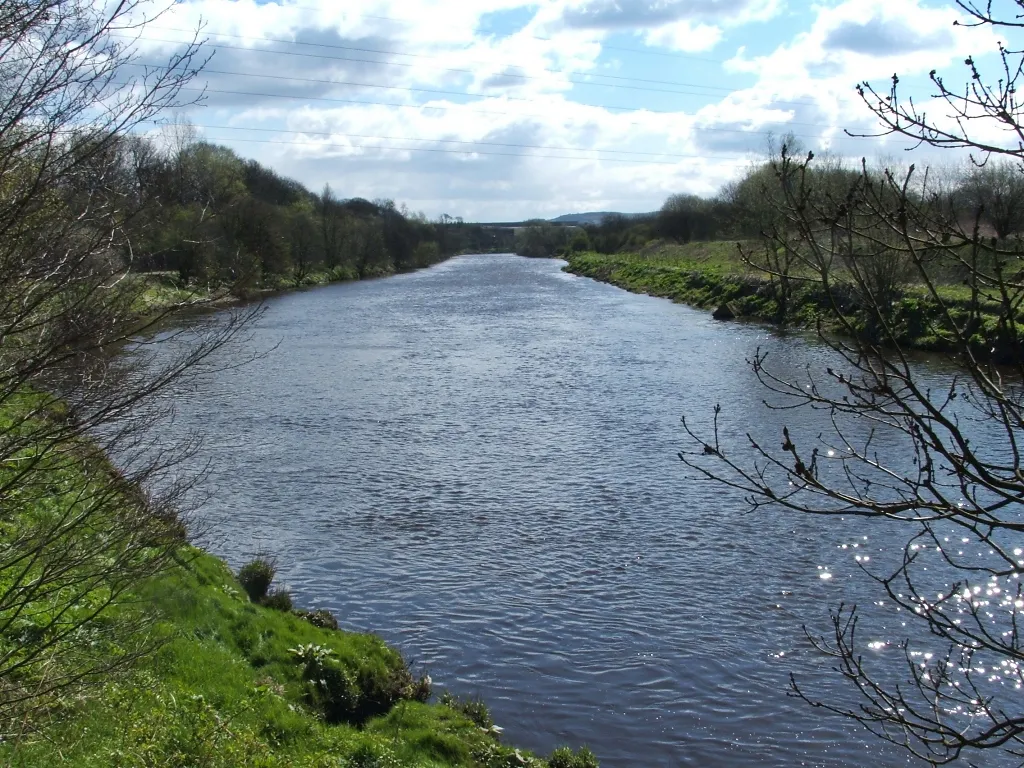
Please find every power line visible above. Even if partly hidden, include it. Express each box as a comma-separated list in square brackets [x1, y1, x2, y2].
[145, 26, 746, 96]
[131, 62, 882, 137]
[174, 133, 751, 166]
[172, 62, 736, 108]
[129, 36, 828, 110]
[154, 82, 910, 153]
[213, 6, 734, 66]
[145, 121, 755, 159]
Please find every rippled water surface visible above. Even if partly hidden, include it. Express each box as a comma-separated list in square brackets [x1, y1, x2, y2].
[156, 254, 934, 767]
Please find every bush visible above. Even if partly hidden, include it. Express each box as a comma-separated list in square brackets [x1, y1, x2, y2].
[548, 747, 599, 768]
[290, 642, 431, 724]
[296, 608, 339, 630]
[237, 555, 276, 602]
[355, 664, 415, 722]
[408, 673, 432, 703]
[261, 589, 293, 612]
[312, 662, 361, 723]
[440, 691, 493, 729]
[342, 744, 402, 768]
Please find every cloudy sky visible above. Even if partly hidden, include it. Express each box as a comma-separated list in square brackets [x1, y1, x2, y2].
[133, 0, 1007, 220]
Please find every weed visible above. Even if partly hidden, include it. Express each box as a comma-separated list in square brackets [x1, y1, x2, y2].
[441, 691, 493, 730]
[261, 589, 294, 612]
[548, 746, 600, 768]
[237, 555, 276, 603]
[296, 608, 340, 630]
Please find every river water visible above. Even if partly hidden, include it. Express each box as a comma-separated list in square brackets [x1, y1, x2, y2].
[154, 254, 941, 767]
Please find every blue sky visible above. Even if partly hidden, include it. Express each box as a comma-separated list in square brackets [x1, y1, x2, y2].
[134, 0, 1013, 220]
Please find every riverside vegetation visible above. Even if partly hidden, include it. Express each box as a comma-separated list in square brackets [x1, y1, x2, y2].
[0, 1, 588, 764]
[518, 143, 1024, 363]
[0, 393, 600, 768]
[563, 240, 1015, 361]
[98, 128, 515, 302]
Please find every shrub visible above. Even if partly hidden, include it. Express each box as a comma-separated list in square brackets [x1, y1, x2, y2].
[440, 691, 493, 729]
[261, 589, 293, 612]
[548, 747, 599, 768]
[308, 661, 361, 723]
[355, 664, 412, 722]
[297, 608, 339, 630]
[290, 642, 430, 724]
[289, 643, 335, 667]
[289, 643, 359, 723]
[342, 744, 402, 768]
[237, 555, 276, 602]
[408, 673, 432, 703]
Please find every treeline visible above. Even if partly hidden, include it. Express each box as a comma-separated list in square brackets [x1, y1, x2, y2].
[92, 128, 509, 293]
[515, 151, 1024, 258]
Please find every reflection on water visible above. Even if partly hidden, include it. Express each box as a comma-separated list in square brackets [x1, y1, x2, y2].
[150, 254, 954, 767]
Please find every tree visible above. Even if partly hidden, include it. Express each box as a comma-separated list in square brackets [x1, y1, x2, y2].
[958, 160, 1024, 239]
[319, 183, 342, 269]
[656, 193, 716, 243]
[0, 0, 257, 732]
[287, 199, 321, 284]
[682, 6, 1024, 764]
[727, 137, 821, 324]
[514, 222, 572, 257]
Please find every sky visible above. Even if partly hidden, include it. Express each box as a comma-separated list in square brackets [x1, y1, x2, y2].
[130, 0, 1014, 221]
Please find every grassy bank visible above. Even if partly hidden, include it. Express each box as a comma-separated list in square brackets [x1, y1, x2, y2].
[0, 397, 597, 768]
[564, 242, 1015, 360]
[6, 550, 598, 767]
[132, 261, 439, 318]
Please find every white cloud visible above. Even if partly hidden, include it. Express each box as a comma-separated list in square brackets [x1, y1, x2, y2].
[121, 0, 1008, 219]
[706, 0, 1005, 170]
[726, 0, 995, 85]
[642, 20, 724, 53]
[522, 0, 784, 53]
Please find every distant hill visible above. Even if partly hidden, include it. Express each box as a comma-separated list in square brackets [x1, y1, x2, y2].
[550, 211, 654, 225]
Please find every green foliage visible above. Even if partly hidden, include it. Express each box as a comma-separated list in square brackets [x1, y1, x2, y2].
[514, 222, 573, 258]
[341, 744, 404, 768]
[564, 246, 1014, 359]
[2, 546, 565, 767]
[412, 240, 441, 267]
[548, 747, 600, 768]
[441, 691, 493, 729]
[238, 556, 276, 602]
[262, 589, 294, 612]
[565, 229, 591, 254]
[656, 194, 718, 243]
[304, 658, 361, 723]
[407, 672, 433, 703]
[580, 214, 654, 255]
[122, 137, 453, 300]
[296, 608, 340, 630]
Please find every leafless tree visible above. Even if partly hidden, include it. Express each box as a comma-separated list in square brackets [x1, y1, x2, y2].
[0, 0, 260, 733]
[958, 160, 1024, 239]
[682, 5, 1024, 764]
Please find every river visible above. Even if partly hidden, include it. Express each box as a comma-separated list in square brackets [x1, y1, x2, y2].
[153, 253, 939, 767]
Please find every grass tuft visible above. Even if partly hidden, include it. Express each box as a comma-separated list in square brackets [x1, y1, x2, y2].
[238, 555, 277, 602]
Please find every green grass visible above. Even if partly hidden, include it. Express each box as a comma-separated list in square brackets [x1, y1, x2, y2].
[564, 244, 1019, 360]
[3, 546, 594, 767]
[129, 272, 217, 314]
[0, 396, 598, 767]
[132, 261, 405, 317]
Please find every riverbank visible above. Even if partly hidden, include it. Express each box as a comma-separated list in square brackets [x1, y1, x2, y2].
[0, 398, 596, 767]
[133, 260, 450, 318]
[563, 243, 1012, 360]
